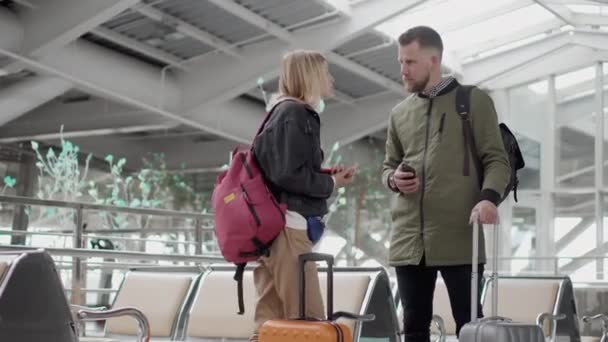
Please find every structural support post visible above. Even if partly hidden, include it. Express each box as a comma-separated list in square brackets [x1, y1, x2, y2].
[595, 62, 605, 280]
[194, 218, 203, 255]
[10, 150, 37, 245]
[539, 76, 557, 274]
[72, 206, 85, 305]
[493, 89, 513, 274]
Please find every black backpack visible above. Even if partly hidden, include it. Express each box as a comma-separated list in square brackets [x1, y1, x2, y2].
[455, 85, 525, 203]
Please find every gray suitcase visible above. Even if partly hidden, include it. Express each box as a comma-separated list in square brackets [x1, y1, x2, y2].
[459, 218, 545, 342]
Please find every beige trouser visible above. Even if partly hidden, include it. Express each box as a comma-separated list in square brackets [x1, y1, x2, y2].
[249, 227, 325, 342]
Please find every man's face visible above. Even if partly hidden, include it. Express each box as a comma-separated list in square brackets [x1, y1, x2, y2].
[398, 41, 436, 93]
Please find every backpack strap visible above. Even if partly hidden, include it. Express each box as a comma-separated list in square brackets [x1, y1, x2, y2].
[250, 97, 303, 154]
[234, 263, 246, 315]
[234, 238, 272, 315]
[455, 85, 483, 186]
[254, 97, 303, 137]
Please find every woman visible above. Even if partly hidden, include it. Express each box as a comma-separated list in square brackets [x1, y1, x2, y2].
[250, 50, 357, 341]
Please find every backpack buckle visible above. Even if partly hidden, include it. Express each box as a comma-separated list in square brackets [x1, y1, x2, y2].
[458, 111, 470, 120]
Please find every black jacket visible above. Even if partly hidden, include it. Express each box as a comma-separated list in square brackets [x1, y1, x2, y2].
[253, 100, 334, 217]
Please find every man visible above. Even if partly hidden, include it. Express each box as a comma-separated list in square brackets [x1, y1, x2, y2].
[382, 26, 510, 342]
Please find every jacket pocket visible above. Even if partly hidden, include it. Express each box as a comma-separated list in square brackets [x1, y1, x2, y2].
[437, 112, 446, 142]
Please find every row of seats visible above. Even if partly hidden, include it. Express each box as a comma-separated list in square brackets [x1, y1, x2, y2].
[0, 249, 157, 342]
[0, 249, 400, 342]
[393, 275, 606, 342]
[2, 248, 606, 342]
[82, 265, 400, 341]
[0, 250, 80, 342]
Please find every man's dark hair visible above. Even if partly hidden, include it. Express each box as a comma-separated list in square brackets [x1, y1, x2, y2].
[398, 26, 443, 56]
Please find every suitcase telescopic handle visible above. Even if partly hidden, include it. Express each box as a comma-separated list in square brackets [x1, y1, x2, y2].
[298, 253, 375, 322]
[299, 252, 334, 319]
[470, 212, 499, 323]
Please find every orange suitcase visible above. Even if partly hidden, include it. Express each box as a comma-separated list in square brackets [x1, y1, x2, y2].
[259, 253, 374, 342]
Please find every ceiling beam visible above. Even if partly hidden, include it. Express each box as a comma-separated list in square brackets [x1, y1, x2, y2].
[320, 92, 402, 147]
[484, 45, 600, 89]
[207, 0, 404, 94]
[19, 0, 139, 57]
[332, 90, 357, 105]
[571, 29, 608, 50]
[319, 0, 352, 16]
[463, 31, 571, 85]
[91, 27, 184, 67]
[11, 0, 37, 9]
[532, 0, 575, 25]
[179, 0, 425, 132]
[455, 19, 562, 60]
[557, 89, 608, 128]
[442, 0, 531, 33]
[0, 6, 269, 144]
[0, 97, 172, 142]
[206, 0, 292, 41]
[0, 38, 266, 143]
[573, 13, 608, 26]
[0, 75, 72, 127]
[0, 7, 23, 52]
[557, 78, 597, 104]
[0, 124, 172, 144]
[134, 5, 241, 58]
[35, 39, 181, 111]
[327, 52, 403, 94]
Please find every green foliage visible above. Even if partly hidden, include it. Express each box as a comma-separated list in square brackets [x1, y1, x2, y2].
[31, 126, 92, 225]
[86, 152, 208, 230]
[323, 139, 392, 262]
[31, 128, 210, 231]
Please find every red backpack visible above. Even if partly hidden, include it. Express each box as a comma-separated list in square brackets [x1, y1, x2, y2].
[212, 101, 288, 314]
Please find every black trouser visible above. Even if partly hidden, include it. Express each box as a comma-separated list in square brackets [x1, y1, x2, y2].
[396, 259, 485, 342]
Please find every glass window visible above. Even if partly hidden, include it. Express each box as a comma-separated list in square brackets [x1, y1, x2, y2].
[556, 66, 596, 90]
[566, 4, 608, 14]
[442, 4, 554, 52]
[511, 205, 537, 275]
[508, 82, 545, 189]
[375, 1, 554, 54]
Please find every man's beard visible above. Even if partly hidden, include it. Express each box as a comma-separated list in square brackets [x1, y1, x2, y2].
[410, 73, 430, 93]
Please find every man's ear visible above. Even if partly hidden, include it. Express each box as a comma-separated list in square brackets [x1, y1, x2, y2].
[430, 53, 441, 69]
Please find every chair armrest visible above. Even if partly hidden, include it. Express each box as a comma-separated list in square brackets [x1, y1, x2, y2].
[432, 314, 447, 342]
[537, 312, 566, 342]
[75, 306, 150, 342]
[536, 312, 566, 326]
[582, 314, 608, 342]
[70, 305, 107, 312]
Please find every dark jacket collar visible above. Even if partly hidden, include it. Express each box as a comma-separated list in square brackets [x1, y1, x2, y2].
[417, 77, 459, 99]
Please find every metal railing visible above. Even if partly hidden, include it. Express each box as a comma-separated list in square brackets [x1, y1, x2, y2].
[0, 195, 220, 306]
[485, 255, 608, 279]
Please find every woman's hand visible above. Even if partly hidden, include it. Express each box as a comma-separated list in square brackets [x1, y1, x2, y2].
[333, 165, 357, 188]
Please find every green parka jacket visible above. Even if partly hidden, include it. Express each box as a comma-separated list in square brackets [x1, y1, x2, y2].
[382, 79, 510, 266]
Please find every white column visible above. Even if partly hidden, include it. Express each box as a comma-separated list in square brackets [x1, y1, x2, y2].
[493, 89, 513, 274]
[595, 62, 605, 280]
[539, 76, 557, 274]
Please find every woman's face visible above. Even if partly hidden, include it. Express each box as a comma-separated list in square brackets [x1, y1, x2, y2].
[320, 65, 335, 99]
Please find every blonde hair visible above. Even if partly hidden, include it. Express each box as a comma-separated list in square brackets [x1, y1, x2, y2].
[278, 50, 330, 106]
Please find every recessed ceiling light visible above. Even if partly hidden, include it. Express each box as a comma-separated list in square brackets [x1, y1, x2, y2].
[165, 32, 186, 40]
[145, 38, 164, 46]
